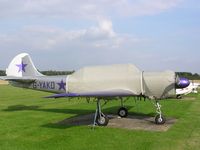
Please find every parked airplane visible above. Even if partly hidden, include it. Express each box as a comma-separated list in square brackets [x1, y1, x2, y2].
[176, 81, 199, 99]
[0, 53, 190, 126]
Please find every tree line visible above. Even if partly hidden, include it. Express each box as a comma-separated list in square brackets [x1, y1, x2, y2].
[176, 72, 200, 80]
[0, 70, 74, 76]
[0, 70, 200, 80]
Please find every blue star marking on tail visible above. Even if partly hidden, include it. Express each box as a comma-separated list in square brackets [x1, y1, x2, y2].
[57, 80, 66, 90]
[16, 61, 28, 73]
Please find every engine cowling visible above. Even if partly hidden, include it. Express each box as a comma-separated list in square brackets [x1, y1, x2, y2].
[176, 77, 190, 89]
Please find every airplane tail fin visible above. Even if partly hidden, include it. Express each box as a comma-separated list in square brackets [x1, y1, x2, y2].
[6, 53, 44, 77]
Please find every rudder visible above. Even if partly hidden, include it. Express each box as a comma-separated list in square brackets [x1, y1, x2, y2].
[6, 53, 44, 77]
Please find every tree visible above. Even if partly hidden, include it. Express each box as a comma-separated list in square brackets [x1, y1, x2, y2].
[0, 70, 6, 76]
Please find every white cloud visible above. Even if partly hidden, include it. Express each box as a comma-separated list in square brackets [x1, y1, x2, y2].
[0, 19, 140, 51]
[0, 0, 182, 50]
[0, 0, 182, 19]
[1, 0, 192, 72]
[113, 0, 182, 16]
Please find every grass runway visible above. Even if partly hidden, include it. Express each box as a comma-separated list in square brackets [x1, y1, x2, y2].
[0, 85, 200, 150]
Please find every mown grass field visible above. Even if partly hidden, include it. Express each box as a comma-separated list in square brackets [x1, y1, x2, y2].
[0, 85, 200, 150]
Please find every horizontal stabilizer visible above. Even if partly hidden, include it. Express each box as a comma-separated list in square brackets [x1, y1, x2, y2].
[0, 76, 36, 83]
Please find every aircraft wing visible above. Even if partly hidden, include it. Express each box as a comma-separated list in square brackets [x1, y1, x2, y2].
[45, 89, 134, 98]
[0, 76, 36, 83]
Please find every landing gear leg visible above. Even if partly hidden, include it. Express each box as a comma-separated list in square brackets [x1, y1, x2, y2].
[93, 98, 109, 127]
[117, 97, 128, 118]
[154, 101, 166, 124]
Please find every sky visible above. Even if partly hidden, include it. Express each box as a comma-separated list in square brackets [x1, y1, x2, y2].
[0, 0, 200, 73]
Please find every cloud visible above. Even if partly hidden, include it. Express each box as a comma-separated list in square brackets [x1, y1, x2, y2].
[0, 0, 181, 51]
[1, 0, 192, 72]
[0, 0, 182, 19]
[0, 19, 140, 51]
[113, 0, 182, 16]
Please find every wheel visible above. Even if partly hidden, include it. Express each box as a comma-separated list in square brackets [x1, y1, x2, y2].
[118, 107, 128, 118]
[155, 114, 166, 124]
[96, 113, 109, 126]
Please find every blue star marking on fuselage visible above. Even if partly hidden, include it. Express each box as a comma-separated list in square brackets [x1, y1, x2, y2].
[16, 61, 28, 73]
[57, 80, 66, 91]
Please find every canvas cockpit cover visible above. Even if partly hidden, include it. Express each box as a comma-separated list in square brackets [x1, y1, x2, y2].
[143, 71, 176, 99]
[68, 64, 142, 95]
[68, 64, 176, 99]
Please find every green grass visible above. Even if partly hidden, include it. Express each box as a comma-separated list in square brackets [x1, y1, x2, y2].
[0, 85, 200, 150]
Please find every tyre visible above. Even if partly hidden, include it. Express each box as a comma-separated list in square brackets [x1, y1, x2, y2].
[96, 114, 109, 126]
[155, 114, 166, 124]
[118, 107, 128, 118]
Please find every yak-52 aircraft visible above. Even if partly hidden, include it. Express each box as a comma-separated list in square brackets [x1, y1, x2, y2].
[0, 53, 190, 126]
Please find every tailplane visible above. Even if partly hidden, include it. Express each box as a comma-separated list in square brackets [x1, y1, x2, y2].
[6, 53, 44, 77]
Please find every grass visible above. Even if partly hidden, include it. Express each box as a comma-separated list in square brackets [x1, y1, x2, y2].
[0, 85, 200, 150]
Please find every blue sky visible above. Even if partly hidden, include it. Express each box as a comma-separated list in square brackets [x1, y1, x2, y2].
[0, 0, 199, 73]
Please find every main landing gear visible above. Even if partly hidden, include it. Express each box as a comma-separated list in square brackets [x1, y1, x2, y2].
[93, 99, 109, 126]
[118, 107, 128, 117]
[154, 101, 166, 124]
[93, 97, 129, 127]
[117, 97, 128, 118]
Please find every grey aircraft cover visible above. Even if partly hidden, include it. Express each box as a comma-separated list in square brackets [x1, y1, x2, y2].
[67, 64, 176, 99]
